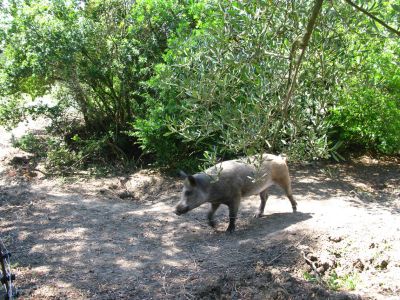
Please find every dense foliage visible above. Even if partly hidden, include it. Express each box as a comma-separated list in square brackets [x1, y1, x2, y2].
[1, 0, 199, 167]
[0, 0, 399, 172]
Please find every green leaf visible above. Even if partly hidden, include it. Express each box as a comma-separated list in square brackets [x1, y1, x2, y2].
[392, 4, 400, 12]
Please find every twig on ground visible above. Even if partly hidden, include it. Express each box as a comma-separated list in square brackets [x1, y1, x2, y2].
[161, 267, 171, 296]
[301, 250, 325, 286]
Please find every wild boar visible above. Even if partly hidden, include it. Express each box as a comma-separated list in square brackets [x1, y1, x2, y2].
[175, 154, 297, 233]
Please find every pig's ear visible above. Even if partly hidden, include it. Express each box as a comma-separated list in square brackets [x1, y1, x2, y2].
[187, 175, 197, 187]
[179, 170, 188, 178]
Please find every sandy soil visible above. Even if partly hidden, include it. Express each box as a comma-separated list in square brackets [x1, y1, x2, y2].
[0, 124, 399, 300]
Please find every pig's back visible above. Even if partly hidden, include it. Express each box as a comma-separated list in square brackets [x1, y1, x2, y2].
[205, 154, 284, 197]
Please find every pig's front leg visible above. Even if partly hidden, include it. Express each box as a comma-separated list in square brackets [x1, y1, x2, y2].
[226, 198, 240, 233]
[207, 203, 220, 228]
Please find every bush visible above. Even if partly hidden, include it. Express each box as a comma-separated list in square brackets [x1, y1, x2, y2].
[132, 94, 201, 171]
[0, 96, 26, 130]
[135, 0, 334, 167]
[12, 133, 47, 158]
[0, 0, 200, 165]
[329, 39, 400, 155]
[2, 1, 399, 172]
[330, 92, 400, 155]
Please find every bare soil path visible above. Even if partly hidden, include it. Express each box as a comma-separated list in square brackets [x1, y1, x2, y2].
[0, 124, 399, 299]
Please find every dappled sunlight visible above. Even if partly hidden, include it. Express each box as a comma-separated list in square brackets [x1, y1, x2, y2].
[1, 159, 399, 298]
[41, 227, 88, 241]
[115, 258, 142, 271]
[30, 279, 86, 299]
[143, 202, 175, 214]
[290, 163, 400, 213]
[0, 0, 398, 298]
[160, 258, 188, 268]
[31, 265, 52, 275]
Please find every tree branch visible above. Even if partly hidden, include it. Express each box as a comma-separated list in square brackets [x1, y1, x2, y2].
[344, 0, 400, 37]
[282, 0, 324, 118]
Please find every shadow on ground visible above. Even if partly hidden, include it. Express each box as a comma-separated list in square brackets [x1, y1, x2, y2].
[0, 171, 364, 299]
[290, 161, 399, 213]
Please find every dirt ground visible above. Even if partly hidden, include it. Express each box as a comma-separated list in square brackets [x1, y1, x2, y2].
[0, 124, 399, 300]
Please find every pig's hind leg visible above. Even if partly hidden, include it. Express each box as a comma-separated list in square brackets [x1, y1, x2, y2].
[274, 177, 297, 213]
[254, 189, 268, 218]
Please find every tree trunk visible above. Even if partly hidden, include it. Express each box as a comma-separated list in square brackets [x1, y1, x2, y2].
[271, 0, 324, 150]
[68, 66, 90, 126]
[282, 0, 324, 119]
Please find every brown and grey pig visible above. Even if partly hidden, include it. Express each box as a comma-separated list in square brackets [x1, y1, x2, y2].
[175, 154, 297, 233]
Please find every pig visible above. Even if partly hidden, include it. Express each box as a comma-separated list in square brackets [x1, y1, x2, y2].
[175, 154, 297, 233]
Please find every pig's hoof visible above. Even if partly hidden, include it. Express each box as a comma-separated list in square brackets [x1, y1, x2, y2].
[253, 212, 263, 218]
[292, 206, 297, 213]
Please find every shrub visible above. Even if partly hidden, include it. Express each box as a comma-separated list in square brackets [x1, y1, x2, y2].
[0, 0, 200, 165]
[329, 39, 400, 155]
[135, 0, 334, 167]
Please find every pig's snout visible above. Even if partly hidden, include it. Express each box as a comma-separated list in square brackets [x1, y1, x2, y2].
[175, 204, 189, 215]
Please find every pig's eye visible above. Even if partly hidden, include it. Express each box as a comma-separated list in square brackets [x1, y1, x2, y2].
[185, 191, 193, 196]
